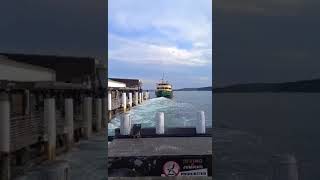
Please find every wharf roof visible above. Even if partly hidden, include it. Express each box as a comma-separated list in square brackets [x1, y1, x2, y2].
[0, 80, 89, 91]
[0, 53, 96, 82]
[109, 78, 141, 88]
[108, 79, 126, 88]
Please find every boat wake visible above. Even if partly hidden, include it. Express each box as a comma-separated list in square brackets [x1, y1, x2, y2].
[108, 97, 209, 136]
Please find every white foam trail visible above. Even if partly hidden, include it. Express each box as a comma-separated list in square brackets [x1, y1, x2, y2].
[108, 97, 208, 136]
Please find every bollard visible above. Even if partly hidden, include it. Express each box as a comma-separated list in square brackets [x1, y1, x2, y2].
[120, 113, 131, 135]
[156, 112, 165, 134]
[196, 111, 206, 134]
[122, 93, 127, 112]
[129, 115, 132, 131]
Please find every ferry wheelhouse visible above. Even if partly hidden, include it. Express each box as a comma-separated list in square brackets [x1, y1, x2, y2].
[155, 78, 173, 98]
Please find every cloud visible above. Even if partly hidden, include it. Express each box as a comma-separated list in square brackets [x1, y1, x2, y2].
[197, 76, 210, 82]
[108, 0, 212, 88]
[109, 0, 212, 39]
[108, 0, 212, 66]
[109, 34, 211, 66]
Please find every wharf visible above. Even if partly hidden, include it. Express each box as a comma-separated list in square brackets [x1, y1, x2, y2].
[108, 127, 213, 177]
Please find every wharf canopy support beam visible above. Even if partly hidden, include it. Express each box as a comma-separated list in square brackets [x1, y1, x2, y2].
[139, 92, 142, 104]
[0, 92, 10, 180]
[44, 98, 56, 160]
[65, 98, 74, 150]
[135, 92, 139, 106]
[102, 97, 107, 127]
[95, 98, 102, 132]
[84, 97, 92, 139]
[108, 93, 112, 111]
[108, 93, 112, 122]
[122, 93, 127, 112]
[108, 92, 112, 123]
[128, 93, 133, 108]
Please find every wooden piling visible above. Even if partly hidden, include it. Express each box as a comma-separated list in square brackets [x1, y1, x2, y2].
[83, 97, 92, 139]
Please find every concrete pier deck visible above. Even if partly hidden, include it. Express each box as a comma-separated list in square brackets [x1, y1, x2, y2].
[108, 137, 212, 157]
[55, 130, 107, 180]
[108, 128, 212, 177]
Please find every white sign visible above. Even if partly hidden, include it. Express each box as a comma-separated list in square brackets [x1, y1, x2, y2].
[162, 161, 180, 176]
[180, 168, 208, 176]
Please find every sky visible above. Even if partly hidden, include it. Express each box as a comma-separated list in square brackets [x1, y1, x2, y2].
[0, 0, 107, 62]
[108, 0, 212, 89]
[214, 0, 320, 86]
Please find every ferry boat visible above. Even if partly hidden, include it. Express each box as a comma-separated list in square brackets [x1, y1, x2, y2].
[155, 76, 173, 98]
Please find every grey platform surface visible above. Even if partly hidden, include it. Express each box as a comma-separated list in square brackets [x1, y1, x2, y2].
[56, 131, 107, 180]
[108, 177, 212, 180]
[108, 137, 212, 157]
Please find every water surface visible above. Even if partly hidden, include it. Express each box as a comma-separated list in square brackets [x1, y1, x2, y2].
[214, 93, 320, 180]
[108, 91, 212, 136]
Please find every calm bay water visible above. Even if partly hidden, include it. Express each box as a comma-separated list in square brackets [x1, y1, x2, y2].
[108, 91, 212, 136]
[214, 93, 320, 180]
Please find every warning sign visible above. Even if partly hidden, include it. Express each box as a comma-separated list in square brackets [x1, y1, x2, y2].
[159, 156, 211, 177]
[162, 161, 180, 176]
[108, 155, 212, 176]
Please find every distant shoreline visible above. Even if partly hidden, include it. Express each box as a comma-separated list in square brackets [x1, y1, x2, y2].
[213, 79, 320, 93]
[174, 90, 212, 91]
[174, 86, 212, 91]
